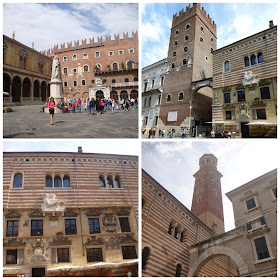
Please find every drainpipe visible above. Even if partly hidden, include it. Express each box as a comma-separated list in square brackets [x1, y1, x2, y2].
[73, 154, 85, 256]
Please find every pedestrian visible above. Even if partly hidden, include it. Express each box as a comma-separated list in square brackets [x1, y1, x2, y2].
[77, 98, 82, 112]
[152, 128, 156, 138]
[162, 128, 165, 138]
[148, 128, 153, 138]
[72, 97, 76, 112]
[130, 97, 135, 108]
[170, 128, 175, 138]
[125, 100, 129, 111]
[158, 129, 162, 137]
[182, 130, 186, 138]
[112, 99, 116, 113]
[84, 99, 87, 112]
[134, 97, 138, 109]
[211, 128, 215, 138]
[48, 97, 55, 125]
[89, 98, 95, 115]
[227, 131, 232, 138]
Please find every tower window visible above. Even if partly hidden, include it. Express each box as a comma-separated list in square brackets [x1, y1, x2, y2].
[171, 63, 175, 69]
[224, 61, 230, 72]
[175, 30, 179, 36]
[173, 52, 176, 57]
[258, 52, 264, 63]
[244, 56, 250, 67]
[200, 37, 204, 43]
[182, 59, 187, 65]
[167, 94, 171, 102]
[178, 92, 183, 100]
[200, 26, 204, 33]
[186, 23, 190, 30]
[251, 54, 257, 65]
[174, 40, 178, 46]
[184, 46, 188, 53]
[185, 35, 189, 41]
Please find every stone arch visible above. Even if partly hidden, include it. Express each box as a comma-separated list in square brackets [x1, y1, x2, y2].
[130, 90, 138, 99]
[188, 246, 249, 277]
[96, 90, 104, 100]
[120, 90, 128, 100]
[110, 90, 118, 100]
[23, 77, 31, 98]
[12, 75, 22, 102]
[34, 79, 40, 98]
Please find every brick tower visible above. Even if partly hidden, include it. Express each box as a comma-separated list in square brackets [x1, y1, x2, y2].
[159, 3, 216, 131]
[191, 154, 224, 234]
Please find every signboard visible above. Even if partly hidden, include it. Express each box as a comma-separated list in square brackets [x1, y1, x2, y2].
[167, 111, 178, 122]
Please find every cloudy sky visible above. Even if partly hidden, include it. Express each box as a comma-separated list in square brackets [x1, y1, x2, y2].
[3, 139, 139, 156]
[3, 3, 138, 52]
[141, 3, 278, 67]
[142, 140, 278, 231]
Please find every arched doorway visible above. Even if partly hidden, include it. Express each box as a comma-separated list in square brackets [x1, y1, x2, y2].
[130, 90, 138, 99]
[110, 90, 118, 101]
[34, 80, 40, 98]
[41, 81, 47, 102]
[3, 73, 11, 95]
[96, 90, 104, 100]
[23, 77, 31, 98]
[120, 90, 128, 100]
[82, 92, 89, 101]
[12, 76, 21, 102]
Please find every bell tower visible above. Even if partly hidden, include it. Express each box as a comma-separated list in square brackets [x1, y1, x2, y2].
[191, 154, 224, 234]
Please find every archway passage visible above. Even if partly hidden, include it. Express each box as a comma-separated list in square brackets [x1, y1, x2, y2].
[12, 76, 21, 102]
[196, 255, 239, 277]
[188, 246, 249, 277]
[110, 90, 118, 101]
[23, 77, 31, 98]
[120, 90, 128, 100]
[130, 90, 138, 99]
[34, 80, 40, 98]
[41, 81, 47, 102]
[96, 90, 104, 100]
[3, 73, 11, 96]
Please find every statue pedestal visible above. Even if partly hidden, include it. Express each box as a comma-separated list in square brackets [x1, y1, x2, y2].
[45, 79, 63, 114]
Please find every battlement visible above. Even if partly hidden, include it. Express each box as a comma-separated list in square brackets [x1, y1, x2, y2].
[41, 31, 138, 56]
[172, 3, 216, 34]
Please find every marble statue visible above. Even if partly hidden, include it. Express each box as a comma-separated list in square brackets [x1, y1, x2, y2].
[51, 56, 61, 80]
[242, 71, 258, 86]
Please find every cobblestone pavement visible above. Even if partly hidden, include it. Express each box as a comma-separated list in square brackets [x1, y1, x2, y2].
[3, 105, 138, 138]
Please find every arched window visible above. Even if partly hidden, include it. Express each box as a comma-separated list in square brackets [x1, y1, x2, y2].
[63, 68, 67, 75]
[167, 94, 171, 102]
[83, 53, 88, 59]
[244, 56, 250, 67]
[82, 80, 86, 86]
[115, 175, 121, 188]
[54, 175, 62, 187]
[72, 54, 77, 61]
[182, 59, 187, 65]
[142, 247, 150, 270]
[64, 81, 68, 87]
[179, 92, 184, 100]
[174, 40, 178, 46]
[99, 175, 105, 188]
[83, 65, 89, 72]
[168, 223, 173, 235]
[175, 264, 181, 277]
[125, 78, 129, 82]
[107, 176, 113, 188]
[174, 227, 179, 239]
[185, 35, 189, 41]
[251, 54, 257, 65]
[184, 46, 188, 53]
[112, 79, 116, 84]
[171, 63, 175, 69]
[13, 173, 23, 188]
[186, 23, 190, 30]
[45, 175, 52, 188]
[224, 61, 230, 72]
[180, 231, 184, 242]
[258, 52, 263, 63]
[113, 63, 118, 70]
[173, 52, 176, 57]
[63, 175, 70, 188]
[95, 51, 100, 58]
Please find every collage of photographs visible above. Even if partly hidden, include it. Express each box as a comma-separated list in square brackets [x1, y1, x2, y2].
[2, 1, 278, 278]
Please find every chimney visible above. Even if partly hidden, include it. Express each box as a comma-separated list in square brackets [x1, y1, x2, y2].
[78, 146, 83, 153]
[269, 20, 274, 28]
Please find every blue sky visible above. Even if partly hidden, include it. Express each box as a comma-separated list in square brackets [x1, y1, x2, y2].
[3, 3, 138, 52]
[141, 3, 278, 67]
[142, 140, 278, 231]
[3, 140, 139, 156]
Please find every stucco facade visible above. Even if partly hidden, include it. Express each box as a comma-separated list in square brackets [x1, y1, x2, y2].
[3, 34, 52, 105]
[3, 149, 138, 277]
[212, 22, 277, 137]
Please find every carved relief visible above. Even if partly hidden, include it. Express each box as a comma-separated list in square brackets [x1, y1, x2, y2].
[238, 103, 250, 120]
[116, 208, 131, 216]
[4, 239, 26, 247]
[28, 254, 49, 264]
[85, 208, 101, 217]
[49, 236, 72, 246]
[242, 71, 259, 86]
[31, 239, 46, 255]
[64, 209, 78, 217]
[41, 193, 62, 211]
[5, 212, 21, 218]
[104, 236, 122, 250]
[29, 210, 44, 217]
[120, 234, 138, 244]
[84, 236, 104, 246]
[213, 92, 221, 105]
[102, 214, 118, 232]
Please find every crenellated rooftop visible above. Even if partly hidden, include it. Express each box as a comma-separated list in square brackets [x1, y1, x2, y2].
[41, 31, 138, 56]
[172, 3, 216, 34]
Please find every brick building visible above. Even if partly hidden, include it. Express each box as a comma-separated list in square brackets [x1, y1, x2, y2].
[142, 154, 238, 277]
[158, 3, 216, 133]
[3, 148, 138, 277]
[42, 32, 138, 102]
[3, 34, 52, 105]
[212, 21, 277, 137]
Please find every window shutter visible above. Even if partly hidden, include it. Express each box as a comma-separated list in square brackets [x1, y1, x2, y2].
[246, 222, 252, 231]
[260, 216, 266, 225]
[18, 249, 24, 265]
[52, 248, 57, 263]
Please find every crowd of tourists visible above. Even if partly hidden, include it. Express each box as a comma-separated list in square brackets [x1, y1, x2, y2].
[45, 96, 138, 125]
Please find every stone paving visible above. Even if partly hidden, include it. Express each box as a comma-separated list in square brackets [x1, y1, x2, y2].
[3, 105, 138, 138]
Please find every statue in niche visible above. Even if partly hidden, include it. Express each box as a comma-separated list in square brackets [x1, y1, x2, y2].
[51, 56, 61, 80]
[213, 92, 221, 105]
[41, 193, 61, 211]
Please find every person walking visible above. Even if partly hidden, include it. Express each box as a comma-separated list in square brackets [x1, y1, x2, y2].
[112, 99, 116, 113]
[162, 128, 165, 138]
[148, 128, 153, 138]
[77, 98, 82, 112]
[48, 97, 55, 125]
[72, 97, 76, 112]
[211, 128, 215, 138]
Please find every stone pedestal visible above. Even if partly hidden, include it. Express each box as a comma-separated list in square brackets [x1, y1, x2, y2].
[45, 79, 63, 114]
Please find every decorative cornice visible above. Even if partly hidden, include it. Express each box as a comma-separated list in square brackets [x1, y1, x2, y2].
[49, 236, 72, 246]
[4, 239, 26, 247]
